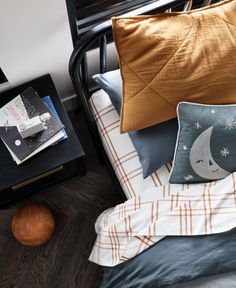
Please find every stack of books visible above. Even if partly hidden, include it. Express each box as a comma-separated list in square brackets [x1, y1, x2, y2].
[0, 87, 67, 164]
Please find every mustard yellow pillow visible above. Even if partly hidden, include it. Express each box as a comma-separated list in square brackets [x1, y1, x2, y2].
[112, 0, 236, 133]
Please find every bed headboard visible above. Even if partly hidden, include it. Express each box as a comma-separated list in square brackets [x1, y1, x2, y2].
[68, 0, 222, 195]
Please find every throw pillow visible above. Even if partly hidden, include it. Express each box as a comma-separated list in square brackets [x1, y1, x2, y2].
[93, 70, 178, 178]
[112, 0, 236, 132]
[169, 102, 236, 183]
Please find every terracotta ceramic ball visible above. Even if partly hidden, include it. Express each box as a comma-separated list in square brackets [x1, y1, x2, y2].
[11, 203, 55, 246]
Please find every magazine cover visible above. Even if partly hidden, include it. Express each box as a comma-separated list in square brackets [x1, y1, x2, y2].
[0, 87, 64, 161]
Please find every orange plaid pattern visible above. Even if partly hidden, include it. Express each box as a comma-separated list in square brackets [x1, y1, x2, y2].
[89, 90, 236, 267]
[90, 89, 171, 199]
[90, 174, 236, 266]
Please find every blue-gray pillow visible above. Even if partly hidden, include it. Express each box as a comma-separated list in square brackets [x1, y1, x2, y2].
[92, 70, 178, 178]
[169, 102, 236, 183]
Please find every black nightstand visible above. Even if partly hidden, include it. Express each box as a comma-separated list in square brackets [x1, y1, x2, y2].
[0, 74, 85, 208]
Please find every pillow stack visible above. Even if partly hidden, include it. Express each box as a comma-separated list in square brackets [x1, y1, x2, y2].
[93, 0, 236, 183]
[93, 70, 178, 178]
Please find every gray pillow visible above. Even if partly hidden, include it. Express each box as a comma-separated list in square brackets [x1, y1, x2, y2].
[169, 102, 236, 183]
[92, 70, 178, 178]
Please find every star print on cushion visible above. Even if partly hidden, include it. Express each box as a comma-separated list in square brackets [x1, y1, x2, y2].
[169, 102, 236, 183]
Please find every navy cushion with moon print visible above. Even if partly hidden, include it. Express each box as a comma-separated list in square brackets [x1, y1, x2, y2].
[169, 102, 236, 183]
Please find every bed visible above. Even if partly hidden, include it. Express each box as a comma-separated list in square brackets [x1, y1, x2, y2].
[69, 0, 236, 287]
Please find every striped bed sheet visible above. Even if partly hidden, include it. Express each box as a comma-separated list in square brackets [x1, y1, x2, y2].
[90, 89, 174, 199]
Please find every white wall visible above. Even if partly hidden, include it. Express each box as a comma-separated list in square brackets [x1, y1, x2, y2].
[0, 0, 74, 99]
[87, 42, 118, 83]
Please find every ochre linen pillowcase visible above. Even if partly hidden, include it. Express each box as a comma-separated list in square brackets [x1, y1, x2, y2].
[112, 0, 236, 133]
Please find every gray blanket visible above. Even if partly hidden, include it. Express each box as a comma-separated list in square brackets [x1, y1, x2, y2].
[171, 272, 236, 288]
[102, 228, 236, 287]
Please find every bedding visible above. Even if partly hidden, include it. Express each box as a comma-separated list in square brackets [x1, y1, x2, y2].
[92, 70, 178, 178]
[71, 0, 236, 286]
[90, 89, 236, 287]
[112, 0, 236, 132]
[101, 230, 236, 287]
[90, 173, 236, 266]
[171, 273, 236, 288]
[90, 173, 236, 287]
[170, 102, 236, 183]
[89, 89, 172, 199]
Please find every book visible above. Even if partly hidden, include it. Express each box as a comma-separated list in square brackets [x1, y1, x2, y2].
[42, 96, 68, 142]
[0, 87, 65, 164]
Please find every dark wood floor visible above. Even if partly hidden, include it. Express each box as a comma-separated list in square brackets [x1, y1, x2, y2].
[0, 110, 122, 288]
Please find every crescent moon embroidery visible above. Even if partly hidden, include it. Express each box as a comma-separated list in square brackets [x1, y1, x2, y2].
[189, 126, 230, 180]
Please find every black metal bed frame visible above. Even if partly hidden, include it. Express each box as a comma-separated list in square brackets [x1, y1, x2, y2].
[69, 0, 221, 199]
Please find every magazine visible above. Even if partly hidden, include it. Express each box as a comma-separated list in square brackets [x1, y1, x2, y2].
[0, 87, 65, 164]
[42, 96, 68, 142]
